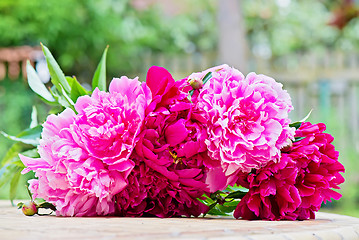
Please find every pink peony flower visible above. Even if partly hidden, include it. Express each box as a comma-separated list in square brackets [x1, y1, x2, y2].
[233, 122, 345, 220]
[190, 65, 295, 191]
[115, 66, 209, 217]
[20, 77, 151, 216]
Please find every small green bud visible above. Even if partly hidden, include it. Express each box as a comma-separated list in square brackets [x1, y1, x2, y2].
[22, 201, 38, 216]
[188, 77, 203, 90]
[281, 139, 293, 153]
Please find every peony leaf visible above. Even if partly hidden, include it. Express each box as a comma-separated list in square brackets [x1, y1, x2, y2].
[66, 76, 89, 102]
[19, 148, 39, 160]
[289, 109, 313, 129]
[203, 202, 218, 217]
[225, 190, 248, 199]
[202, 72, 212, 85]
[92, 46, 108, 92]
[41, 43, 71, 94]
[0, 125, 42, 146]
[10, 170, 21, 205]
[50, 85, 76, 111]
[30, 106, 38, 129]
[223, 200, 240, 207]
[207, 206, 229, 216]
[225, 184, 248, 193]
[26, 61, 56, 103]
[294, 136, 306, 142]
[0, 143, 23, 167]
[289, 122, 302, 129]
[218, 202, 238, 213]
[0, 163, 18, 189]
[37, 202, 57, 211]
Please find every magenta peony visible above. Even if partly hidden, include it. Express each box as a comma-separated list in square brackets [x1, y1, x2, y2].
[116, 155, 209, 217]
[233, 122, 345, 220]
[20, 76, 151, 216]
[189, 64, 295, 191]
[115, 66, 209, 217]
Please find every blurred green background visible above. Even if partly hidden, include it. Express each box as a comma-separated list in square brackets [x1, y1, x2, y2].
[1, 0, 358, 217]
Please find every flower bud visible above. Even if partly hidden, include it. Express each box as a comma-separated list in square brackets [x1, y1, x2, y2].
[281, 138, 293, 153]
[22, 201, 38, 216]
[188, 77, 203, 90]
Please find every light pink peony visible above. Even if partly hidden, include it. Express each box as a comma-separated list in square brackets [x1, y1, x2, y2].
[190, 65, 295, 191]
[115, 66, 209, 217]
[233, 122, 345, 220]
[20, 76, 151, 216]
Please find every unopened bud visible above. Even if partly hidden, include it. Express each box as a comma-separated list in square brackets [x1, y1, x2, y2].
[281, 139, 293, 153]
[22, 201, 38, 216]
[188, 77, 203, 90]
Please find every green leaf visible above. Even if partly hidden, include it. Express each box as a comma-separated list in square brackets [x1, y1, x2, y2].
[59, 85, 76, 110]
[50, 86, 76, 111]
[223, 200, 240, 207]
[17, 125, 42, 139]
[289, 122, 302, 129]
[0, 125, 43, 146]
[225, 190, 247, 199]
[67, 76, 89, 102]
[203, 202, 218, 217]
[10, 170, 21, 204]
[289, 109, 313, 129]
[26, 61, 56, 103]
[17, 202, 24, 209]
[189, 89, 194, 97]
[20, 148, 39, 159]
[1, 143, 36, 168]
[225, 184, 248, 193]
[11, 159, 26, 168]
[0, 163, 18, 189]
[48, 105, 64, 115]
[0, 143, 23, 167]
[92, 46, 108, 91]
[207, 207, 229, 216]
[41, 43, 71, 94]
[208, 201, 217, 210]
[294, 136, 306, 142]
[218, 204, 237, 213]
[30, 106, 38, 129]
[37, 202, 56, 211]
[202, 72, 212, 85]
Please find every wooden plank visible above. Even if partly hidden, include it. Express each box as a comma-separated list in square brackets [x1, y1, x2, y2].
[1, 200, 359, 240]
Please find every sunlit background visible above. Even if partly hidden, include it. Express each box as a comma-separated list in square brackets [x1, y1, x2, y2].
[0, 0, 358, 217]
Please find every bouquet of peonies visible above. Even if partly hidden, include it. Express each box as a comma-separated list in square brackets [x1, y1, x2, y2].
[3, 45, 345, 220]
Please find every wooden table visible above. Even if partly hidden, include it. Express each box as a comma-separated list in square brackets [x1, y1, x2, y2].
[1, 200, 359, 240]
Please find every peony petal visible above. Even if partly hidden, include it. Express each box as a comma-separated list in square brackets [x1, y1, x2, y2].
[165, 119, 189, 146]
[146, 66, 175, 97]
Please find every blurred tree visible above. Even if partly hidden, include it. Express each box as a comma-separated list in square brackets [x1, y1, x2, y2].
[0, 0, 216, 80]
[243, 0, 359, 59]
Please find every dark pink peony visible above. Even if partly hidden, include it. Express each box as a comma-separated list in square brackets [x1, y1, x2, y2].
[116, 155, 209, 217]
[20, 77, 151, 216]
[233, 122, 345, 220]
[115, 66, 209, 217]
[189, 65, 295, 191]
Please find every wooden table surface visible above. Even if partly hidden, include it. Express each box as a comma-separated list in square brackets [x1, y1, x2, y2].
[1, 200, 359, 240]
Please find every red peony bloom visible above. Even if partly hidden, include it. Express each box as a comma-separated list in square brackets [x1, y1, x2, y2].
[234, 122, 345, 220]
